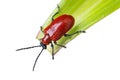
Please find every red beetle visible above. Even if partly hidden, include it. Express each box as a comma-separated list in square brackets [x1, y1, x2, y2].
[16, 5, 85, 71]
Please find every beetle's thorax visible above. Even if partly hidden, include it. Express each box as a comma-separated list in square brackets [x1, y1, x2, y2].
[41, 34, 51, 45]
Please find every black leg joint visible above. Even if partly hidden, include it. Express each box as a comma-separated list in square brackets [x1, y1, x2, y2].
[51, 42, 54, 60]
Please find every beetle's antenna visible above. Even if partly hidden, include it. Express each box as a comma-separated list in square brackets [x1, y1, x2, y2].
[16, 45, 41, 51]
[33, 48, 44, 71]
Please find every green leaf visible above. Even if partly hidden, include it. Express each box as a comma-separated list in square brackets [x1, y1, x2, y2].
[36, 0, 120, 54]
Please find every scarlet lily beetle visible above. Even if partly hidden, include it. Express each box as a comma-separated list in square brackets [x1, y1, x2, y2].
[16, 5, 85, 71]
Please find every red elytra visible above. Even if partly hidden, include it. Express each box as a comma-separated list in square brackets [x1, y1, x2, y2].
[42, 14, 75, 45]
[16, 5, 85, 71]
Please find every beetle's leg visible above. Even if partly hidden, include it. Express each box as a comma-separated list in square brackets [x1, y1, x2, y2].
[37, 26, 44, 40]
[54, 42, 66, 48]
[52, 4, 60, 21]
[40, 26, 44, 33]
[64, 30, 86, 37]
[51, 42, 54, 60]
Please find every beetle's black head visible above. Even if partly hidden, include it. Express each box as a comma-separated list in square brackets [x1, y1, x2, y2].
[40, 42, 47, 49]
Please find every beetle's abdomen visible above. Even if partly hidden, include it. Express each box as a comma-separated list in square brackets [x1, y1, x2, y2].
[44, 14, 75, 41]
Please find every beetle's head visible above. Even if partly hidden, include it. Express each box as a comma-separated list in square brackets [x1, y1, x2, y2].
[40, 42, 47, 49]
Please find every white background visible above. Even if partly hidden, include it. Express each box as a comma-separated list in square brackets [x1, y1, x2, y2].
[0, 0, 120, 80]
